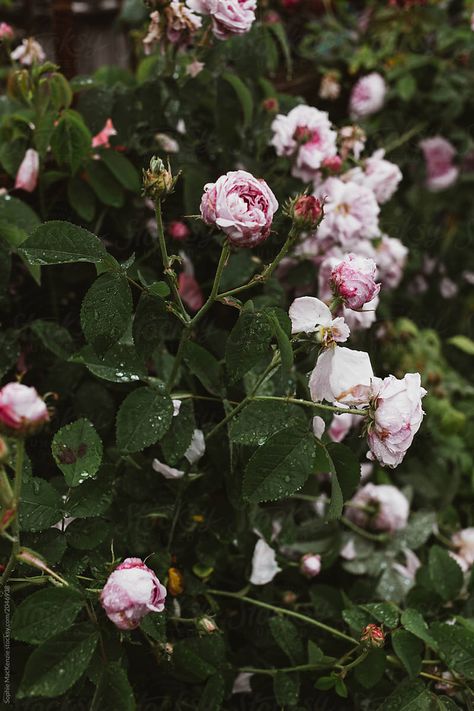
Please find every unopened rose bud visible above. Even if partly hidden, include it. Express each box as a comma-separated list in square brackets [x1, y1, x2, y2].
[322, 155, 343, 174]
[167, 566, 184, 596]
[289, 195, 323, 230]
[262, 97, 279, 113]
[143, 156, 179, 201]
[300, 553, 321, 578]
[0, 382, 49, 437]
[197, 616, 218, 634]
[360, 623, 385, 649]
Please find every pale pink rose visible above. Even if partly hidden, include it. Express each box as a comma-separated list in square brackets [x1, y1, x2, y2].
[165, 0, 202, 43]
[451, 528, 474, 570]
[0, 382, 49, 433]
[367, 373, 426, 468]
[349, 73, 387, 119]
[328, 410, 358, 443]
[330, 253, 380, 310]
[346, 483, 409, 532]
[439, 277, 458, 299]
[0, 23, 14, 40]
[346, 149, 402, 204]
[200, 170, 278, 247]
[270, 105, 337, 182]
[419, 136, 458, 192]
[342, 295, 379, 332]
[10, 37, 45, 65]
[92, 119, 117, 149]
[156, 133, 179, 153]
[309, 346, 374, 405]
[249, 539, 281, 585]
[315, 177, 380, 247]
[188, 0, 256, 39]
[289, 296, 350, 345]
[375, 235, 408, 289]
[100, 558, 166, 630]
[300, 553, 321, 578]
[186, 59, 205, 77]
[168, 220, 190, 240]
[15, 148, 39, 193]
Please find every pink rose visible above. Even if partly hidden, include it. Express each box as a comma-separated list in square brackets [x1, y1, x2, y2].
[200, 170, 278, 247]
[346, 483, 409, 532]
[0, 382, 49, 434]
[10, 37, 45, 65]
[346, 149, 402, 204]
[300, 553, 321, 578]
[375, 234, 408, 289]
[15, 149, 39, 193]
[188, 0, 256, 40]
[271, 105, 337, 182]
[314, 177, 380, 247]
[92, 118, 117, 149]
[330, 253, 380, 310]
[367, 373, 426, 468]
[168, 220, 190, 240]
[165, 0, 202, 44]
[419, 136, 458, 192]
[349, 73, 387, 119]
[309, 345, 374, 405]
[289, 296, 350, 345]
[100, 557, 167, 630]
[0, 23, 14, 40]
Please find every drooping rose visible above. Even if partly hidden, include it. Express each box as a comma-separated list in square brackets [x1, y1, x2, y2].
[188, 0, 256, 40]
[314, 177, 380, 247]
[330, 253, 380, 310]
[15, 149, 39, 193]
[10, 37, 45, 65]
[309, 346, 374, 405]
[92, 119, 117, 149]
[200, 170, 278, 247]
[271, 105, 337, 182]
[346, 483, 409, 532]
[300, 553, 321, 578]
[419, 136, 458, 192]
[349, 73, 387, 119]
[289, 296, 350, 345]
[100, 558, 167, 630]
[366, 373, 426, 468]
[346, 149, 402, 204]
[0, 382, 49, 435]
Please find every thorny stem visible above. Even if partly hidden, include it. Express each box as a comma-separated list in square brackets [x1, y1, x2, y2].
[1, 440, 25, 587]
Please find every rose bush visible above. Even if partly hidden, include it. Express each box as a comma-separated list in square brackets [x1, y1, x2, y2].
[0, 1, 472, 709]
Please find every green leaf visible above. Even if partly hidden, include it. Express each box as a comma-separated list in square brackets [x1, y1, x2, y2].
[31, 319, 75, 359]
[198, 673, 225, 711]
[354, 649, 386, 689]
[326, 443, 360, 521]
[160, 399, 195, 465]
[70, 343, 146, 383]
[401, 609, 438, 649]
[428, 545, 464, 601]
[91, 663, 136, 711]
[448, 335, 474, 355]
[51, 109, 92, 174]
[173, 637, 224, 682]
[132, 293, 169, 360]
[243, 427, 317, 503]
[221, 73, 253, 129]
[229, 400, 307, 445]
[12, 588, 84, 645]
[99, 149, 141, 192]
[67, 176, 96, 222]
[376, 679, 433, 710]
[396, 74, 416, 101]
[269, 312, 293, 384]
[17, 623, 98, 698]
[52, 418, 103, 487]
[266, 22, 292, 78]
[225, 309, 273, 383]
[34, 112, 56, 158]
[268, 617, 305, 664]
[81, 273, 132, 353]
[116, 386, 173, 452]
[392, 630, 423, 677]
[66, 517, 111, 550]
[86, 159, 125, 208]
[19, 478, 63, 532]
[65, 467, 113, 518]
[183, 341, 223, 396]
[19, 220, 107, 265]
[307, 640, 324, 664]
[273, 671, 300, 707]
[0, 194, 40, 240]
[430, 622, 474, 679]
[361, 602, 399, 629]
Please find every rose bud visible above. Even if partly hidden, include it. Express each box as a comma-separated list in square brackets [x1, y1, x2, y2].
[15, 148, 39, 193]
[290, 195, 323, 231]
[300, 553, 321, 578]
[100, 557, 166, 631]
[143, 156, 179, 201]
[168, 220, 190, 240]
[321, 155, 343, 174]
[360, 623, 385, 649]
[200, 170, 278, 247]
[0, 23, 14, 41]
[197, 616, 218, 634]
[330, 253, 380, 311]
[262, 97, 279, 113]
[0, 382, 49, 436]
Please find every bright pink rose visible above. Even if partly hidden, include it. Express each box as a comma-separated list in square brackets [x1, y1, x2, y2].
[300, 553, 321, 578]
[331, 253, 380, 310]
[314, 177, 380, 247]
[367, 373, 426, 468]
[188, 0, 256, 40]
[349, 73, 386, 119]
[92, 118, 117, 149]
[419, 136, 458, 192]
[346, 483, 409, 532]
[15, 149, 39, 193]
[200, 170, 278, 247]
[100, 557, 167, 630]
[346, 149, 402, 204]
[0, 382, 49, 434]
[271, 105, 337, 182]
[375, 234, 408, 289]
[168, 220, 190, 240]
[0, 23, 14, 40]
